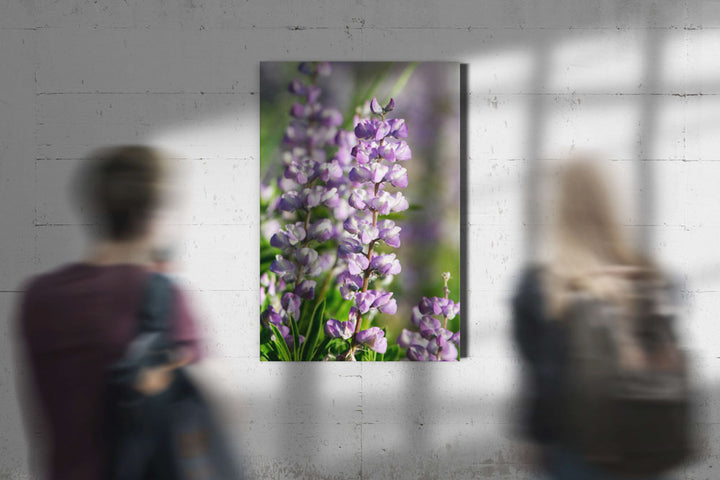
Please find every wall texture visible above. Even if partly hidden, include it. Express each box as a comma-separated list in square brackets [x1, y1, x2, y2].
[2, 1, 719, 478]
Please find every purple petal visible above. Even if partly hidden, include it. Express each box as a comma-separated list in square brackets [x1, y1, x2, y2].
[261, 306, 284, 328]
[317, 62, 332, 76]
[306, 85, 321, 103]
[290, 102, 309, 118]
[281, 292, 302, 319]
[296, 247, 318, 266]
[298, 62, 314, 75]
[419, 315, 442, 340]
[354, 119, 376, 140]
[278, 191, 303, 212]
[349, 166, 372, 183]
[389, 118, 408, 139]
[394, 141, 412, 160]
[355, 291, 376, 314]
[294, 280, 316, 300]
[374, 121, 391, 141]
[269, 255, 297, 282]
[348, 191, 367, 210]
[310, 219, 334, 243]
[370, 97, 383, 114]
[356, 327, 387, 354]
[270, 231, 291, 250]
[407, 345, 433, 361]
[397, 329, 419, 349]
[411, 306, 423, 327]
[369, 163, 389, 183]
[288, 78, 307, 95]
[378, 144, 396, 162]
[320, 108, 343, 127]
[378, 298, 397, 314]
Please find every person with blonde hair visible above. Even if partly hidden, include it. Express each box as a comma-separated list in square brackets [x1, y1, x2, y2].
[512, 158, 689, 479]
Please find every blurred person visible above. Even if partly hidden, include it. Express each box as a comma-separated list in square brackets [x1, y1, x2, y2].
[14, 146, 202, 480]
[512, 158, 691, 480]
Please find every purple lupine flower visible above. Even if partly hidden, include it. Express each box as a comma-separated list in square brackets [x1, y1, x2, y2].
[288, 78, 307, 95]
[427, 335, 458, 361]
[338, 237, 364, 257]
[281, 292, 302, 320]
[356, 327, 388, 354]
[354, 291, 376, 314]
[384, 98, 395, 112]
[298, 62, 314, 75]
[294, 280, 316, 300]
[316, 62, 332, 76]
[296, 247, 318, 266]
[407, 345, 434, 361]
[410, 306, 423, 327]
[377, 220, 401, 248]
[270, 255, 298, 283]
[397, 329, 419, 349]
[393, 141, 412, 160]
[290, 102, 310, 119]
[419, 315, 442, 339]
[369, 253, 402, 276]
[278, 191, 304, 212]
[345, 253, 369, 276]
[385, 164, 408, 188]
[309, 219, 334, 242]
[324, 318, 356, 340]
[319, 108, 343, 127]
[260, 306, 284, 328]
[372, 291, 397, 314]
[334, 97, 413, 361]
[318, 159, 343, 183]
[354, 119, 376, 140]
[399, 273, 460, 361]
[388, 118, 408, 138]
[306, 85, 322, 104]
[419, 296, 461, 320]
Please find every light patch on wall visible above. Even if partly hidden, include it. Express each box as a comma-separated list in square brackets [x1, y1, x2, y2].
[547, 31, 644, 93]
[466, 48, 534, 94]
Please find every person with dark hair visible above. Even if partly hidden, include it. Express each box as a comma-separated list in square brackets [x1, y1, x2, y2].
[15, 146, 202, 480]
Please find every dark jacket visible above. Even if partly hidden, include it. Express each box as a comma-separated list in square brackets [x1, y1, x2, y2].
[511, 266, 569, 445]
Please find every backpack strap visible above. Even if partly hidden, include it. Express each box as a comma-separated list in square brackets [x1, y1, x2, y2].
[137, 272, 175, 335]
[111, 273, 175, 379]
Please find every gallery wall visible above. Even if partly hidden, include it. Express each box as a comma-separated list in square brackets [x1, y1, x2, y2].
[1, 1, 719, 478]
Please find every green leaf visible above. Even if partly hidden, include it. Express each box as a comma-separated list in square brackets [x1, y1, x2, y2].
[301, 300, 325, 361]
[260, 342, 278, 361]
[361, 348, 376, 362]
[269, 324, 292, 362]
[383, 344, 401, 362]
[288, 315, 301, 361]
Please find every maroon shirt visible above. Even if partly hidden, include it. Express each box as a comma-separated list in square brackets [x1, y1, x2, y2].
[16, 263, 202, 480]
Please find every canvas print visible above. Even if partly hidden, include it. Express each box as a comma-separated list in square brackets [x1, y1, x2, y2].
[260, 62, 461, 361]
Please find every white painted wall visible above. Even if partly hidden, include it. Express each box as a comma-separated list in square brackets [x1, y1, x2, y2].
[2, 1, 719, 478]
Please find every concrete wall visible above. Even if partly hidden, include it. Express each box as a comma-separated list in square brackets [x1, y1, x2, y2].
[2, 1, 719, 478]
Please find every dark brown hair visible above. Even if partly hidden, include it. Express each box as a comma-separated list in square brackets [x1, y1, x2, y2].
[78, 146, 167, 241]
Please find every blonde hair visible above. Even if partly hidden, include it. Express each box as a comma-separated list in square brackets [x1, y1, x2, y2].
[545, 158, 655, 317]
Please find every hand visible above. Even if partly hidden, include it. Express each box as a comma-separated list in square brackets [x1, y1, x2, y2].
[133, 350, 191, 395]
[134, 365, 174, 395]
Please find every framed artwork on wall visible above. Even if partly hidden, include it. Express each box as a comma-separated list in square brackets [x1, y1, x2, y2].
[260, 62, 461, 361]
